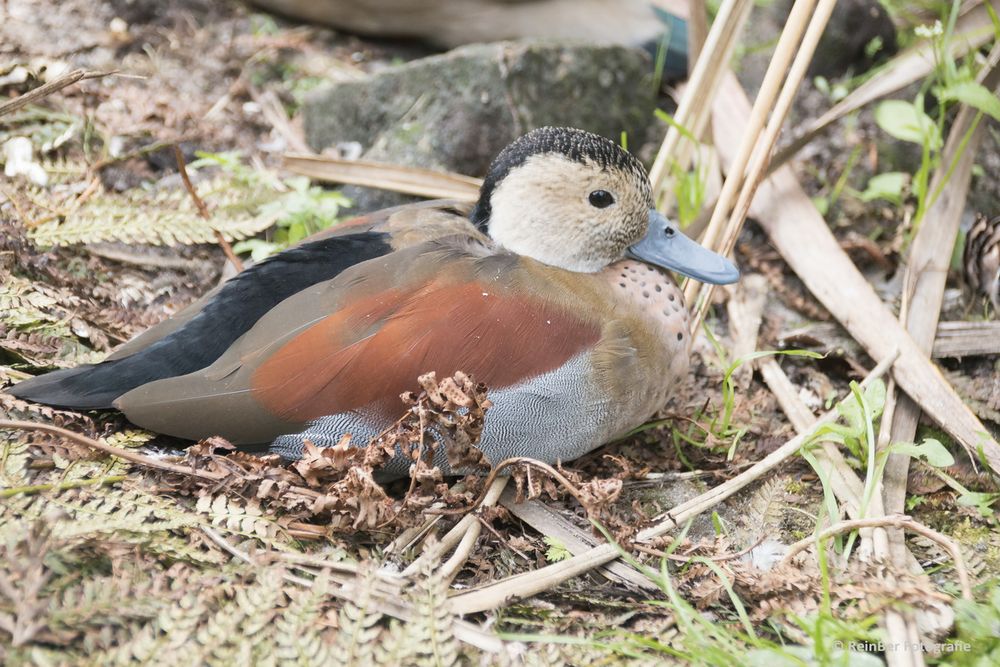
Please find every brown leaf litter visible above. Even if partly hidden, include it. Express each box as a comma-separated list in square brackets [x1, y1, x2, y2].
[143, 371, 495, 537]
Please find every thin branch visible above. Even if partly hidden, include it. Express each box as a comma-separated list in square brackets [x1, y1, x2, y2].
[689, 0, 838, 332]
[635, 533, 768, 564]
[435, 477, 510, 582]
[0, 419, 224, 481]
[173, 145, 244, 272]
[426, 457, 589, 516]
[779, 515, 972, 601]
[0, 69, 116, 118]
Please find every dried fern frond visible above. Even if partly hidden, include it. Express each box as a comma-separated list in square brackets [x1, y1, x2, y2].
[373, 619, 416, 667]
[740, 476, 789, 541]
[48, 573, 162, 653]
[190, 566, 286, 666]
[102, 589, 217, 665]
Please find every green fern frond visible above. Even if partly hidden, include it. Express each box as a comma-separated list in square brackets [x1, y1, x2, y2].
[102, 430, 156, 450]
[190, 566, 285, 666]
[0, 275, 101, 367]
[374, 619, 415, 667]
[0, 106, 81, 161]
[25, 487, 223, 564]
[332, 566, 383, 667]
[94, 583, 225, 665]
[28, 175, 283, 247]
[0, 438, 31, 487]
[195, 494, 285, 542]
[406, 541, 460, 667]
[55, 488, 203, 539]
[46, 574, 162, 653]
[275, 570, 334, 665]
[37, 156, 90, 184]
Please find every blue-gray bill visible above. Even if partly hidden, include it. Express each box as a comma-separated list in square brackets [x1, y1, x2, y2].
[626, 210, 740, 285]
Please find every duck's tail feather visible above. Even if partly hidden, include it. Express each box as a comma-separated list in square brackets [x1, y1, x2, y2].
[7, 360, 133, 409]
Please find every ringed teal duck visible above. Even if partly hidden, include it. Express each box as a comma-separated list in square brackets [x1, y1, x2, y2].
[10, 127, 738, 473]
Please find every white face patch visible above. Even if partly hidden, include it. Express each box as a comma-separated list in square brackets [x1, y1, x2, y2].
[487, 153, 651, 273]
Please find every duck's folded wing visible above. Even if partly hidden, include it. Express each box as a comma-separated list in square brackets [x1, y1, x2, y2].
[7, 201, 476, 410]
[109, 199, 473, 360]
[7, 231, 394, 410]
[114, 249, 602, 445]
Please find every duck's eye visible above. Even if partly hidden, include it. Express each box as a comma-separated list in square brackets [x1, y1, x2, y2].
[588, 190, 615, 208]
[664, 226, 676, 237]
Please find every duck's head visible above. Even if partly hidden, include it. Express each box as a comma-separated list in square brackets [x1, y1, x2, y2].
[471, 126, 739, 284]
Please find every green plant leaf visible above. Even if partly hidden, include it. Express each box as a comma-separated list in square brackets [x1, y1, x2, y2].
[936, 80, 1000, 123]
[232, 238, 281, 262]
[543, 536, 572, 562]
[874, 100, 940, 149]
[956, 490, 999, 516]
[860, 171, 908, 204]
[887, 438, 955, 468]
[862, 380, 886, 417]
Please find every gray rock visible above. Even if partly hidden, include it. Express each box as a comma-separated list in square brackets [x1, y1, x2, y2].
[302, 41, 655, 210]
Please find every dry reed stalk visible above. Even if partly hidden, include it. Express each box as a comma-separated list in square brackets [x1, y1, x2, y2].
[686, 0, 837, 327]
[449, 354, 897, 614]
[284, 154, 481, 201]
[648, 0, 755, 199]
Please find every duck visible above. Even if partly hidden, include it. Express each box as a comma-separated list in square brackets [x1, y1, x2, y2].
[249, 0, 690, 78]
[9, 127, 738, 474]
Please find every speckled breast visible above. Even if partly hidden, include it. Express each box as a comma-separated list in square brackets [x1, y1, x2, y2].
[601, 259, 692, 387]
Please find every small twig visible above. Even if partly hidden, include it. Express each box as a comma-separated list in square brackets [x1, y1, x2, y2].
[265, 551, 407, 586]
[172, 145, 244, 272]
[87, 135, 199, 177]
[68, 175, 102, 212]
[475, 514, 532, 562]
[400, 476, 509, 578]
[426, 457, 588, 516]
[635, 533, 768, 564]
[0, 419, 224, 481]
[247, 84, 312, 154]
[779, 515, 972, 601]
[0, 474, 126, 498]
[0, 69, 116, 118]
[437, 477, 509, 582]
[172, 145, 210, 219]
[201, 525, 258, 564]
[284, 521, 329, 539]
